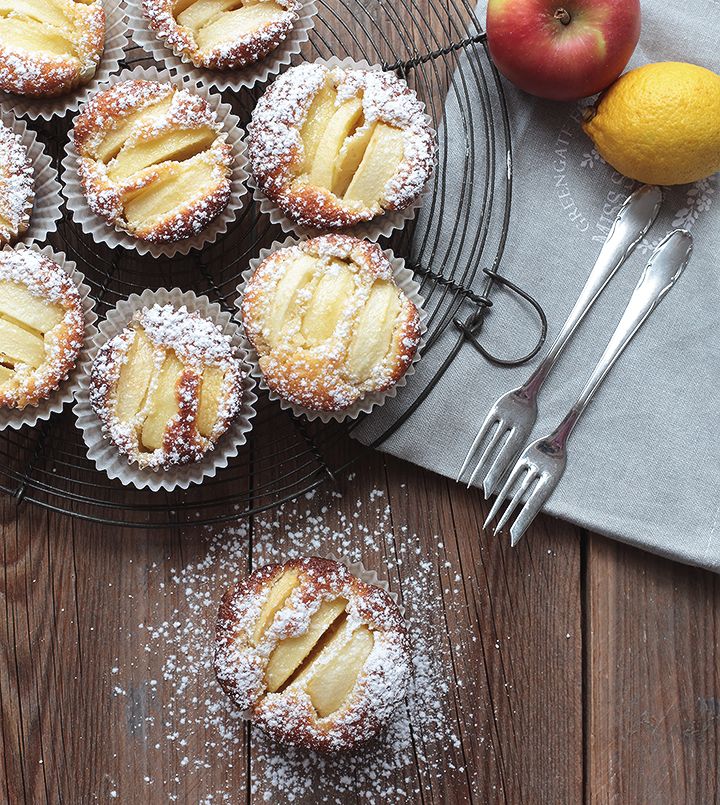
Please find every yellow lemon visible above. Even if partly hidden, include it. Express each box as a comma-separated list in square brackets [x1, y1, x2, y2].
[583, 61, 720, 185]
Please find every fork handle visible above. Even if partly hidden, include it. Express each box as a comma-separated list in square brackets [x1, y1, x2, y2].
[523, 185, 663, 397]
[552, 229, 693, 443]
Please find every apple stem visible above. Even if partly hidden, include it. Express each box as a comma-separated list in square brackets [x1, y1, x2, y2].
[554, 7, 572, 24]
[581, 106, 597, 123]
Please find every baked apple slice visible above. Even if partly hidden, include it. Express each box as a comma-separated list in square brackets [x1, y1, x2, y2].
[346, 279, 401, 383]
[0, 282, 63, 335]
[140, 351, 184, 450]
[197, 2, 287, 50]
[115, 327, 155, 422]
[265, 596, 347, 692]
[300, 84, 338, 173]
[94, 97, 175, 163]
[300, 260, 355, 346]
[344, 123, 405, 207]
[107, 128, 217, 183]
[0, 318, 45, 369]
[302, 621, 374, 717]
[309, 97, 364, 190]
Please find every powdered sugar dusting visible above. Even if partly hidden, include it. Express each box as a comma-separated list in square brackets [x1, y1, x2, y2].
[0, 247, 84, 409]
[143, 0, 300, 70]
[0, 123, 34, 245]
[74, 80, 232, 243]
[247, 63, 436, 230]
[0, 0, 105, 97]
[107, 489, 477, 801]
[242, 235, 421, 412]
[90, 304, 244, 470]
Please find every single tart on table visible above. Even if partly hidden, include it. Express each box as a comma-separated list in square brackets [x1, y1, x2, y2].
[0, 122, 34, 246]
[0, 0, 105, 97]
[247, 62, 436, 230]
[142, 0, 301, 70]
[73, 79, 233, 244]
[0, 248, 85, 410]
[240, 234, 422, 412]
[89, 304, 245, 470]
[215, 557, 410, 753]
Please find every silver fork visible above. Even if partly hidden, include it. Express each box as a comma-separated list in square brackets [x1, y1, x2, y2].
[457, 185, 664, 495]
[484, 228, 693, 546]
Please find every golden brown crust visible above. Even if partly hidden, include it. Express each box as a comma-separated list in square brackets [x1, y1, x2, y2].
[247, 62, 436, 230]
[142, 0, 300, 71]
[241, 234, 421, 411]
[0, 0, 105, 98]
[0, 248, 85, 410]
[89, 303, 244, 471]
[0, 123, 34, 246]
[74, 79, 233, 244]
[215, 556, 410, 753]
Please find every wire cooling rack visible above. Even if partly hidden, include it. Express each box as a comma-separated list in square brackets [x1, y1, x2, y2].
[0, 0, 547, 527]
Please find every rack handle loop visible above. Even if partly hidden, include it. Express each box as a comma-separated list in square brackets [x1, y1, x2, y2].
[454, 268, 548, 367]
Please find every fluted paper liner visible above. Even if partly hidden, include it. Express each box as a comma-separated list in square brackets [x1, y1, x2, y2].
[248, 56, 438, 242]
[74, 288, 257, 492]
[0, 244, 98, 431]
[126, 0, 318, 92]
[0, 109, 63, 246]
[236, 236, 427, 423]
[0, 0, 127, 121]
[62, 65, 250, 258]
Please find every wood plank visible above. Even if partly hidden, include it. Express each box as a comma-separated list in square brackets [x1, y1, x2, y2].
[384, 456, 584, 805]
[586, 535, 720, 805]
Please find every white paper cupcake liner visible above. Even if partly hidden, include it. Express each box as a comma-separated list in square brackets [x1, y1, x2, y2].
[326, 553, 405, 617]
[126, 0, 318, 92]
[0, 0, 127, 121]
[0, 109, 63, 246]
[236, 236, 427, 424]
[248, 56, 438, 242]
[74, 288, 258, 492]
[0, 244, 98, 431]
[61, 65, 250, 258]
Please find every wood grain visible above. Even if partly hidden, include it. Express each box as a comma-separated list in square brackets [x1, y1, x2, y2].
[586, 535, 720, 805]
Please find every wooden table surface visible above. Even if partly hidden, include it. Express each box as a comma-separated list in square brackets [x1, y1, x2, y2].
[1, 441, 718, 804]
[1, 1, 718, 802]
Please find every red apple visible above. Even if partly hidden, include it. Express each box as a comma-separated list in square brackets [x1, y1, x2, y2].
[486, 0, 641, 101]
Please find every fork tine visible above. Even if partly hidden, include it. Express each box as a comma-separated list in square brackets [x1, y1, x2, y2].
[465, 423, 510, 489]
[482, 430, 524, 499]
[483, 460, 527, 529]
[492, 469, 537, 535]
[456, 414, 500, 482]
[509, 476, 555, 546]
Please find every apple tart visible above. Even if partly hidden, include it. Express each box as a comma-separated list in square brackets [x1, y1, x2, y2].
[247, 63, 436, 230]
[0, 0, 105, 98]
[142, 0, 301, 71]
[215, 557, 410, 753]
[241, 235, 421, 412]
[0, 123, 34, 246]
[89, 304, 244, 470]
[74, 79, 233, 243]
[0, 248, 85, 410]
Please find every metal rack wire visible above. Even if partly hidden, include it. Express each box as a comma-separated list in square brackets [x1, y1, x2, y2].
[0, 0, 547, 526]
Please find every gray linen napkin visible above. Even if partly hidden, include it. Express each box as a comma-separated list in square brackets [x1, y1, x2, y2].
[356, 0, 720, 571]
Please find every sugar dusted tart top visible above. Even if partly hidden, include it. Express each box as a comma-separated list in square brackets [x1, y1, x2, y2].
[0, 0, 105, 98]
[0, 122, 34, 247]
[142, 0, 301, 71]
[89, 303, 245, 470]
[247, 62, 437, 230]
[0, 248, 85, 410]
[215, 556, 411, 753]
[74, 79, 233, 244]
[241, 234, 421, 412]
